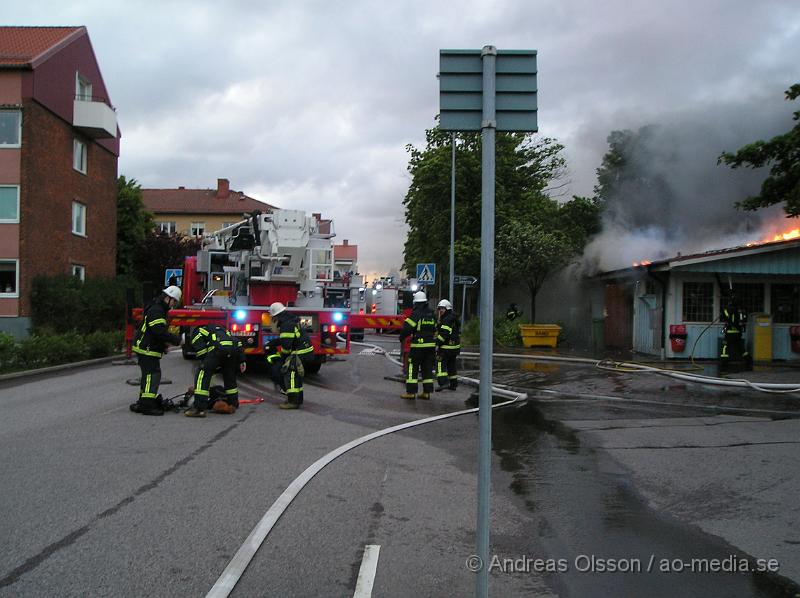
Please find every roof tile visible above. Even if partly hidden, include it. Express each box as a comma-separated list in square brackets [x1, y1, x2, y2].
[0, 26, 82, 67]
[142, 186, 277, 216]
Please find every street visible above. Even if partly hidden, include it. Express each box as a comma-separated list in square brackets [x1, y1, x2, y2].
[1, 336, 798, 597]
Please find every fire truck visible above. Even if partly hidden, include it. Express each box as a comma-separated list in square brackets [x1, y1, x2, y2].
[347, 276, 418, 335]
[132, 209, 352, 374]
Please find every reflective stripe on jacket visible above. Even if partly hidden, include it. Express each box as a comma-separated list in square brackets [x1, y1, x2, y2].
[400, 306, 437, 349]
[133, 300, 175, 358]
[436, 310, 461, 350]
[276, 313, 314, 356]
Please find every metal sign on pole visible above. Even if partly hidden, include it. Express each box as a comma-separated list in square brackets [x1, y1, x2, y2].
[416, 263, 436, 286]
[439, 46, 537, 598]
[453, 275, 477, 286]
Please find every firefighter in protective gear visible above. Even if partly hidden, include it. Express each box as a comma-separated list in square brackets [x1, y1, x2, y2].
[130, 286, 182, 415]
[720, 301, 749, 363]
[185, 325, 246, 418]
[398, 291, 437, 400]
[267, 302, 314, 409]
[435, 299, 461, 391]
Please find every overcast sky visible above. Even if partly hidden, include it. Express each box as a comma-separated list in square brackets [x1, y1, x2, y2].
[7, 1, 800, 277]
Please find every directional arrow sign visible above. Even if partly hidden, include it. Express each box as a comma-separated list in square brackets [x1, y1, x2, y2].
[454, 275, 478, 285]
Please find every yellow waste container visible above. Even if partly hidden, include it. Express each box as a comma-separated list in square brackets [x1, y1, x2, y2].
[519, 324, 561, 348]
[751, 313, 772, 362]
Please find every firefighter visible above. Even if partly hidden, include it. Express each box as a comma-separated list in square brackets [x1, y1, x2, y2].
[268, 302, 314, 409]
[130, 286, 182, 416]
[399, 291, 437, 400]
[720, 301, 749, 364]
[184, 324, 246, 418]
[435, 299, 461, 391]
[506, 302, 522, 321]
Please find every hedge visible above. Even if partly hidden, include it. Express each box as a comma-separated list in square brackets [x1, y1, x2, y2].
[0, 330, 124, 374]
[30, 275, 141, 335]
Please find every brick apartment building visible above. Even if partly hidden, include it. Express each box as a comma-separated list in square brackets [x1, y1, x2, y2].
[0, 26, 120, 337]
[141, 178, 276, 237]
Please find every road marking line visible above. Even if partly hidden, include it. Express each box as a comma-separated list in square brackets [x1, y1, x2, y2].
[353, 544, 380, 597]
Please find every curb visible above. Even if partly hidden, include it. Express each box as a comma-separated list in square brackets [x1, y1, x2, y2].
[0, 353, 129, 382]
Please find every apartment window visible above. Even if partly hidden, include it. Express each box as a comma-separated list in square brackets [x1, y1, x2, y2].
[771, 284, 800, 323]
[71, 264, 85, 282]
[0, 110, 21, 146]
[73, 139, 87, 173]
[72, 201, 86, 236]
[682, 281, 714, 322]
[0, 260, 18, 296]
[157, 221, 176, 234]
[76, 73, 92, 101]
[720, 283, 764, 316]
[0, 186, 19, 222]
[191, 222, 205, 236]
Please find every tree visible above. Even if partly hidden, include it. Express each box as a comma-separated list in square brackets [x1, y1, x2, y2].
[403, 127, 600, 320]
[133, 231, 201, 290]
[117, 176, 154, 277]
[402, 128, 569, 295]
[718, 83, 800, 216]
[495, 195, 600, 321]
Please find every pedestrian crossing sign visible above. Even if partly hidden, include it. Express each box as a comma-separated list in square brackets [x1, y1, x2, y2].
[416, 263, 436, 285]
[164, 268, 183, 288]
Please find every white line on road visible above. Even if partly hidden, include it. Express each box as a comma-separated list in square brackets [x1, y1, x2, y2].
[353, 544, 381, 598]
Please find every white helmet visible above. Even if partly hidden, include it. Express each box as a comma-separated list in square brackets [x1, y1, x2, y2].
[269, 302, 286, 317]
[413, 291, 427, 303]
[437, 299, 452, 310]
[163, 285, 182, 303]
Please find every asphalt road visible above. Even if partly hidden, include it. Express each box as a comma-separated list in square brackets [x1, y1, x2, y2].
[1, 338, 798, 597]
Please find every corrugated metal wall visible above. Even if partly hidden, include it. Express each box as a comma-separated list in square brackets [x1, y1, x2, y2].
[678, 246, 800, 275]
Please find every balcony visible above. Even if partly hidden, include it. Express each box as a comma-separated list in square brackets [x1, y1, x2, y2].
[72, 96, 117, 138]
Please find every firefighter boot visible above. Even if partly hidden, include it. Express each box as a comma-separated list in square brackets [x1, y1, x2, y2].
[130, 396, 164, 416]
[278, 401, 300, 410]
[185, 398, 207, 418]
[400, 393, 416, 400]
[418, 392, 431, 400]
[213, 400, 236, 414]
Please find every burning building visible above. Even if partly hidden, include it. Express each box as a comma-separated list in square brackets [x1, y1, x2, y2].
[592, 235, 800, 361]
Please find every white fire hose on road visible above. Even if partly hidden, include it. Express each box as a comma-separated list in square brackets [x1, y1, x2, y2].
[206, 340, 525, 598]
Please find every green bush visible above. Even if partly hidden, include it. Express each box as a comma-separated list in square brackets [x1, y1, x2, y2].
[494, 317, 524, 347]
[0, 332, 18, 373]
[459, 316, 528, 347]
[84, 330, 124, 358]
[30, 275, 139, 335]
[18, 332, 88, 369]
[0, 330, 123, 374]
[461, 317, 480, 346]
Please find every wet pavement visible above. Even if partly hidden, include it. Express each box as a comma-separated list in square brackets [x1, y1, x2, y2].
[473, 352, 800, 597]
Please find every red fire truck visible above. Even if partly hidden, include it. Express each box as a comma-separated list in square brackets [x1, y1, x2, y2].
[130, 209, 351, 374]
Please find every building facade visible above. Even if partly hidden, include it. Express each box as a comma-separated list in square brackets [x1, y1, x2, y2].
[0, 26, 120, 336]
[141, 178, 276, 237]
[593, 239, 800, 361]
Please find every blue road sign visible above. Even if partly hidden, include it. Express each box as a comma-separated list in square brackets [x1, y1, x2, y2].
[165, 268, 183, 288]
[416, 263, 436, 285]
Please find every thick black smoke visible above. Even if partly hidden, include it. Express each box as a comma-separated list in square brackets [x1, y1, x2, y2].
[581, 96, 796, 273]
